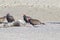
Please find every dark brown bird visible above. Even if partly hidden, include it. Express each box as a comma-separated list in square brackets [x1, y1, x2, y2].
[23, 14, 45, 26]
[29, 19, 45, 26]
[5, 13, 15, 22]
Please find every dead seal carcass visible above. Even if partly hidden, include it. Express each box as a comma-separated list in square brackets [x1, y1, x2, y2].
[13, 21, 20, 26]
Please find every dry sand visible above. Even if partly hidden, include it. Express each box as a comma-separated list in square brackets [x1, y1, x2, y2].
[0, 0, 60, 22]
[0, 5, 60, 22]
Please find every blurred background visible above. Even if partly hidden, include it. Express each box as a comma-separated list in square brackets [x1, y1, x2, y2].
[0, 0, 60, 22]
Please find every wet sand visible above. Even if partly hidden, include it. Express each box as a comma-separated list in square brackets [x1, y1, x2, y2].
[0, 24, 60, 40]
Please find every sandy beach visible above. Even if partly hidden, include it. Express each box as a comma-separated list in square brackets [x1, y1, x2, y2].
[0, 0, 60, 22]
[0, 24, 60, 40]
[0, 0, 60, 40]
[0, 5, 60, 22]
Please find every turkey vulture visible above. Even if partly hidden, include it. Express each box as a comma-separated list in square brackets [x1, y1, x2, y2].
[6, 13, 15, 22]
